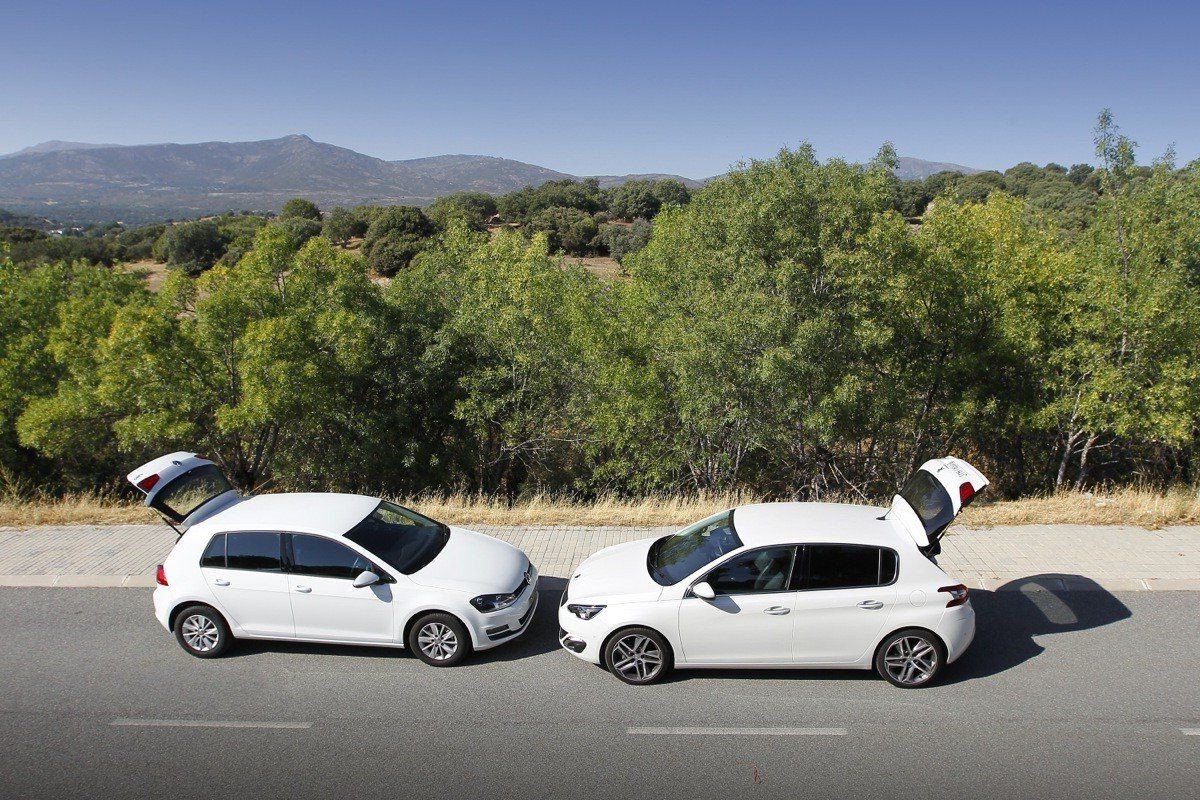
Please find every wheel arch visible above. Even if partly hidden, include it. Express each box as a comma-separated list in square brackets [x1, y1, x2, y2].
[402, 608, 471, 649]
[599, 623, 676, 670]
[168, 599, 227, 632]
[871, 625, 948, 666]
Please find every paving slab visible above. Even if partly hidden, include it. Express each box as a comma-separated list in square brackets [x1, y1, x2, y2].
[0, 521, 1197, 589]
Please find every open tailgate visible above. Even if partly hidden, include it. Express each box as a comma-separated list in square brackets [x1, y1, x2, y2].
[887, 456, 989, 557]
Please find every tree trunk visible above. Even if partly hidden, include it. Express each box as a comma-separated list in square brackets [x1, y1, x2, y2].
[1073, 433, 1100, 491]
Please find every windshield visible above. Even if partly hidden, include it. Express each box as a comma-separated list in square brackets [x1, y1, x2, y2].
[648, 510, 743, 586]
[151, 464, 232, 522]
[344, 501, 450, 575]
[899, 469, 955, 540]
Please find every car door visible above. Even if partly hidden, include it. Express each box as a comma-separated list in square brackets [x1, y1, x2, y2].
[199, 531, 295, 638]
[286, 533, 396, 643]
[791, 544, 899, 664]
[677, 546, 799, 665]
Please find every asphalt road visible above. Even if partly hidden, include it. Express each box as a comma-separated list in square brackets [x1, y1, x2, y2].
[1, 579, 1198, 800]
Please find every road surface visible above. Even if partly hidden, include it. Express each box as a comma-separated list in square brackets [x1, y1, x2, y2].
[1, 581, 1197, 799]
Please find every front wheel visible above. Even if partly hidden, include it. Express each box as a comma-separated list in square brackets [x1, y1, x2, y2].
[604, 627, 672, 685]
[874, 629, 945, 687]
[408, 613, 471, 667]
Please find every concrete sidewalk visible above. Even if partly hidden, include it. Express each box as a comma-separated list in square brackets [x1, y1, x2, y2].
[1, 522, 1198, 590]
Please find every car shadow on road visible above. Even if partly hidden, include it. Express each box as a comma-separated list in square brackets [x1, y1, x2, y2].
[225, 577, 570, 663]
[937, 573, 1131, 684]
[661, 573, 1132, 685]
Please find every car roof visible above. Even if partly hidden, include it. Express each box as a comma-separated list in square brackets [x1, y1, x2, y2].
[199, 493, 379, 537]
[731, 502, 906, 548]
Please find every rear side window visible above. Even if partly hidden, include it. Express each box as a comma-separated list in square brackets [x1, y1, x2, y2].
[225, 532, 282, 572]
[804, 544, 897, 590]
[199, 533, 226, 568]
[290, 534, 372, 580]
[705, 546, 797, 595]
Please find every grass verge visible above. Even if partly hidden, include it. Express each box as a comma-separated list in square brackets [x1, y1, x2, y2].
[1, 487, 1198, 530]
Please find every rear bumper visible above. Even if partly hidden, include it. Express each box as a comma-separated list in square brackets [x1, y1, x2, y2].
[937, 602, 976, 664]
[152, 585, 173, 631]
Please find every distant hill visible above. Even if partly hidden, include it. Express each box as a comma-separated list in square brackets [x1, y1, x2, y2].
[893, 156, 981, 180]
[0, 134, 977, 224]
[0, 140, 122, 159]
[0, 135, 700, 223]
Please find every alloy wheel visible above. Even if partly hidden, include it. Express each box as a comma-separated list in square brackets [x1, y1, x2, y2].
[417, 622, 459, 661]
[180, 614, 219, 653]
[883, 635, 938, 685]
[610, 633, 663, 682]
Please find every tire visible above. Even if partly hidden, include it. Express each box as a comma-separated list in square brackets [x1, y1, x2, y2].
[173, 604, 232, 658]
[874, 629, 945, 688]
[407, 613, 472, 667]
[604, 627, 672, 685]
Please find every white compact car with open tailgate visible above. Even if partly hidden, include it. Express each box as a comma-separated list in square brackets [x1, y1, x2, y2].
[131, 453, 538, 666]
[558, 456, 987, 687]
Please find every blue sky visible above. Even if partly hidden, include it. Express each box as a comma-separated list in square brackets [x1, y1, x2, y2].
[3, 0, 1197, 177]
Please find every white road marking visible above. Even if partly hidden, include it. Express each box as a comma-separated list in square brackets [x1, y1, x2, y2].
[111, 719, 311, 729]
[628, 727, 847, 736]
[1182, 728, 1200, 736]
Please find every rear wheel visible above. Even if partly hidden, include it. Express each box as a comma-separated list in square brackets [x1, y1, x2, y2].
[875, 629, 944, 687]
[604, 627, 671, 685]
[173, 605, 231, 658]
[407, 613, 471, 667]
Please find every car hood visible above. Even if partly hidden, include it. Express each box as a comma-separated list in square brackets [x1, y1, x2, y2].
[408, 527, 528, 595]
[566, 537, 664, 604]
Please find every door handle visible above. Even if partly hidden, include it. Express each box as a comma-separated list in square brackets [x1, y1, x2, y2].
[214, 579, 230, 587]
[294, 586, 312, 593]
[764, 606, 791, 615]
[858, 600, 884, 610]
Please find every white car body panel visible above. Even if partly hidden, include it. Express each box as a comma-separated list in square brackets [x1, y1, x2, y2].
[559, 456, 985, 676]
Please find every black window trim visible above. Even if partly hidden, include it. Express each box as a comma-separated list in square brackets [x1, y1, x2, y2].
[686, 544, 801, 598]
[797, 543, 900, 592]
[197, 530, 285, 573]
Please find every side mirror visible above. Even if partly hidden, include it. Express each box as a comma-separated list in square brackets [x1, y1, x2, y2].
[352, 570, 381, 588]
[692, 581, 716, 600]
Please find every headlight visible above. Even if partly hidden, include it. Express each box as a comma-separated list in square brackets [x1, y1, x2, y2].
[471, 592, 519, 613]
[567, 603, 606, 620]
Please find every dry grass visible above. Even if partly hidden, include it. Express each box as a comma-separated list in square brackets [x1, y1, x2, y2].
[960, 486, 1200, 529]
[2, 487, 1198, 530]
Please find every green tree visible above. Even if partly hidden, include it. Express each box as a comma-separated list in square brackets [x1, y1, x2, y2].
[155, 220, 225, 274]
[322, 206, 368, 245]
[280, 198, 322, 221]
[426, 192, 497, 231]
[528, 206, 599, 255]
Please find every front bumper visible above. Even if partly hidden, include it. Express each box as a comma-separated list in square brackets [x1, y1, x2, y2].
[470, 570, 539, 650]
[557, 602, 605, 665]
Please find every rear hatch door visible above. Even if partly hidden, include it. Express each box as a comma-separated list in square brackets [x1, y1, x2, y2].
[887, 456, 989, 557]
[126, 452, 240, 530]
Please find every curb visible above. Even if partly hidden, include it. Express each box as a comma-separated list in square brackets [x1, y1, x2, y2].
[0, 574, 1198, 591]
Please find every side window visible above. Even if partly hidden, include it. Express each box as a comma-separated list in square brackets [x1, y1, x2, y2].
[291, 534, 371, 580]
[199, 533, 226, 568]
[225, 532, 282, 572]
[805, 544, 896, 590]
[704, 546, 796, 595]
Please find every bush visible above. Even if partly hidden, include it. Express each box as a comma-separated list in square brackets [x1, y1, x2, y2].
[529, 206, 599, 255]
[280, 198, 322, 221]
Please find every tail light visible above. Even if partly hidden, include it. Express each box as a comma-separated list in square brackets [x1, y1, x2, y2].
[155, 564, 168, 586]
[958, 482, 976, 505]
[137, 474, 160, 492]
[939, 584, 968, 607]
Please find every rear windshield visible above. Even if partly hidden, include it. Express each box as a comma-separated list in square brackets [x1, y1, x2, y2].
[152, 464, 233, 522]
[899, 469, 954, 540]
[344, 501, 450, 575]
[648, 510, 743, 586]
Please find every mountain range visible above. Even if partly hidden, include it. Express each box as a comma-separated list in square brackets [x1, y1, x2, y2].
[0, 135, 979, 224]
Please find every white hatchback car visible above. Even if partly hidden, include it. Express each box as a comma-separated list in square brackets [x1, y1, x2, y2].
[131, 453, 538, 666]
[558, 456, 987, 687]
